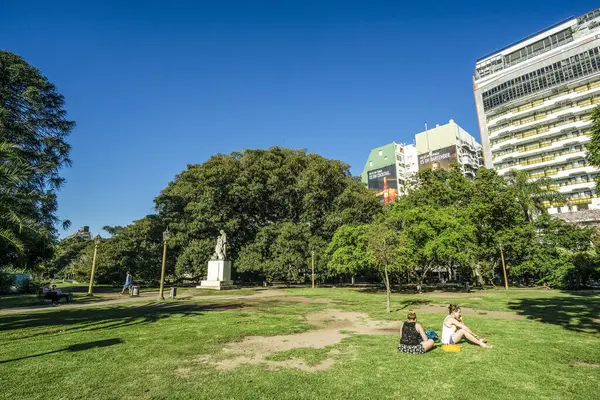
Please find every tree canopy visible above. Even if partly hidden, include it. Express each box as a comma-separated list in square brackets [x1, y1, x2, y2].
[154, 147, 381, 281]
[0, 51, 75, 271]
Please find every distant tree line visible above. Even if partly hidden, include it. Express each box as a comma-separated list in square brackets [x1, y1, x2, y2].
[46, 150, 600, 297]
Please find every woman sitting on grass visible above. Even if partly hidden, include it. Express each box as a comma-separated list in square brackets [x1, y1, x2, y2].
[398, 310, 434, 354]
[442, 304, 493, 348]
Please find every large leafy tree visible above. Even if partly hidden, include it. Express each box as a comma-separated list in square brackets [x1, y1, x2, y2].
[586, 106, 600, 166]
[325, 224, 372, 280]
[44, 234, 90, 277]
[365, 222, 403, 312]
[510, 215, 598, 288]
[0, 142, 33, 252]
[586, 106, 600, 194]
[389, 204, 476, 290]
[505, 170, 564, 222]
[467, 168, 535, 284]
[397, 166, 499, 285]
[236, 222, 326, 283]
[0, 51, 75, 270]
[71, 216, 167, 284]
[155, 147, 380, 281]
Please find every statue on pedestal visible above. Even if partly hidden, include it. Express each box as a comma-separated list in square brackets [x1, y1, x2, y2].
[199, 230, 233, 290]
[212, 230, 227, 260]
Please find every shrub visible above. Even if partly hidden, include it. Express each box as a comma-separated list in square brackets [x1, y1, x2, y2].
[0, 271, 15, 294]
[18, 278, 43, 294]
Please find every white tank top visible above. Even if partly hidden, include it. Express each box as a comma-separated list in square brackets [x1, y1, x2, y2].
[441, 316, 456, 344]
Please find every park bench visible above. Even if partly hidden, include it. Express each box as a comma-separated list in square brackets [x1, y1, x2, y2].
[38, 288, 73, 305]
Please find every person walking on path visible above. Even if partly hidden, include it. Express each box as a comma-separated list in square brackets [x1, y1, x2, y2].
[121, 272, 133, 295]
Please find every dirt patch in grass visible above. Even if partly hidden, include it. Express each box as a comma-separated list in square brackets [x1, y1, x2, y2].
[175, 367, 193, 377]
[403, 291, 488, 299]
[571, 361, 600, 368]
[412, 303, 526, 320]
[195, 309, 398, 372]
[278, 296, 340, 304]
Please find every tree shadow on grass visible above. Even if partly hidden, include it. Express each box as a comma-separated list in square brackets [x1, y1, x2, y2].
[0, 338, 124, 364]
[0, 302, 244, 341]
[356, 285, 472, 295]
[507, 295, 600, 333]
[396, 299, 432, 311]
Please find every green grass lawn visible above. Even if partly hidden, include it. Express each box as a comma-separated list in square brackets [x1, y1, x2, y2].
[0, 288, 598, 399]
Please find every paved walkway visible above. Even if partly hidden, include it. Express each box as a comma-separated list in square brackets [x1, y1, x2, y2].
[0, 289, 290, 315]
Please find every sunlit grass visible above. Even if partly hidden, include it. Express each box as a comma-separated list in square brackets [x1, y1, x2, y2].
[0, 289, 598, 399]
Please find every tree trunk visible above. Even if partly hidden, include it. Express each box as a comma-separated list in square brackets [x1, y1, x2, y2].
[472, 262, 484, 287]
[384, 265, 391, 313]
[351, 276, 355, 285]
[416, 266, 430, 293]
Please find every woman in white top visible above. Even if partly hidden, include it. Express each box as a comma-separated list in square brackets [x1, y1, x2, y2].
[442, 304, 493, 348]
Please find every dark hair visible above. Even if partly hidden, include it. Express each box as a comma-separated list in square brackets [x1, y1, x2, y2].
[448, 304, 461, 314]
[407, 310, 417, 321]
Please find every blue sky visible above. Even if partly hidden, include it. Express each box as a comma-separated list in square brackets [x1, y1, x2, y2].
[1, 0, 598, 237]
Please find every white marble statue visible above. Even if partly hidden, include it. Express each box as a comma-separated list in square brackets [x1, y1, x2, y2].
[212, 230, 227, 260]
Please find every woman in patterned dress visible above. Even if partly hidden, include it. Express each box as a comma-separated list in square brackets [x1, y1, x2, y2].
[398, 310, 435, 354]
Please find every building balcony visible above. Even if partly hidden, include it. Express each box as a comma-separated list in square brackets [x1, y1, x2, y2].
[517, 134, 590, 159]
[496, 150, 587, 175]
[558, 180, 596, 194]
[460, 155, 474, 165]
[554, 165, 598, 179]
[494, 134, 590, 164]
[492, 133, 590, 164]
[489, 102, 595, 140]
[487, 81, 600, 128]
[490, 119, 592, 153]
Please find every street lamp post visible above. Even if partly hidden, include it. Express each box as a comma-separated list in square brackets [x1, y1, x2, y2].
[87, 235, 101, 296]
[500, 245, 509, 290]
[306, 222, 315, 289]
[311, 250, 315, 289]
[158, 229, 170, 300]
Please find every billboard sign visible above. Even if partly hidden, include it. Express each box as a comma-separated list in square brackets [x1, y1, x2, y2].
[367, 165, 398, 204]
[418, 145, 457, 171]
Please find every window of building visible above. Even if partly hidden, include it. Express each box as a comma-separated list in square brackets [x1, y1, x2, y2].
[369, 161, 373, 167]
[378, 150, 383, 156]
[482, 46, 600, 111]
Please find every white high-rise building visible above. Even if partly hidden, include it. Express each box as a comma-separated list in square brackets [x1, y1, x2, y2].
[474, 8, 600, 213]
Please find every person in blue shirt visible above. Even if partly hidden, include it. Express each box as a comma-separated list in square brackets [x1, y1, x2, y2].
[121, 272, 133, 295]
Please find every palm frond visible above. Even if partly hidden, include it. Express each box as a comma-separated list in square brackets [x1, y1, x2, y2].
[0, 228, 25, 253]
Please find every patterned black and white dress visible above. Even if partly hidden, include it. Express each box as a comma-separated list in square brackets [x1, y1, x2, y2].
[397, 321, 425, 354]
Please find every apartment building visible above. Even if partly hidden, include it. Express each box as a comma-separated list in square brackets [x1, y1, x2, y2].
[415, 119, 484, 178]
[360, 142, 418, 202]
[360, 120, 483, 202]
[474, 8, 600, 212]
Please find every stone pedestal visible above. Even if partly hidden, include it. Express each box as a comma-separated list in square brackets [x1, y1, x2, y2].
[197, 260, 233, 290]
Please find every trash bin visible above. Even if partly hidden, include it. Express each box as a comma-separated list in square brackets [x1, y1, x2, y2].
[169, 286, 177, 298]
[131, 286, 140, 296]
